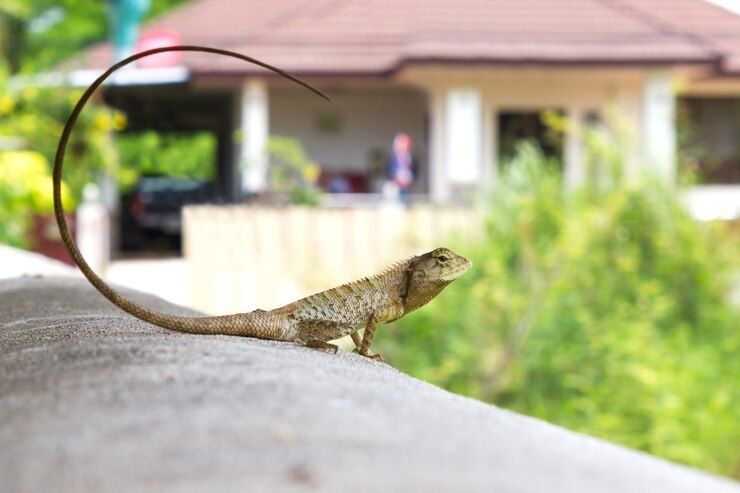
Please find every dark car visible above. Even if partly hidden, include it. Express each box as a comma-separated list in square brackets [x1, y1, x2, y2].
[121, 176, 213, 251]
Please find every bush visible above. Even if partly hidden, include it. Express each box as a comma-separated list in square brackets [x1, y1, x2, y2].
[267, 135, 322, 205]
[115, 131, 216, 191]
[0, 150, 73, 247]
[0, 61, 117, 246]
[0, 63, 120, 200]
[379, 141, 739, 477]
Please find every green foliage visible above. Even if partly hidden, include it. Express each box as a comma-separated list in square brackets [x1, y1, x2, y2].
[267, 135, 323, 206]
[0, 61, 115, 246]
[379, 141, 739, 477]
[499, 110, 565, 165]
[115, 131, 215, 191]
[2, 0, 191, 74]
[0, 150, 74, 247]
[0, 0, 208, 246]
[0, 63, 119, 200]
[11, 1, 108, 74]
[147, 0, 192, 19]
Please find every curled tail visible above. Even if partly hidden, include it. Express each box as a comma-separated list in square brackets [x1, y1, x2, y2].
[53, 45, 328, 337]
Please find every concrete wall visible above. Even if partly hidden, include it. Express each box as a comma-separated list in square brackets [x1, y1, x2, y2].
[183, 205, 480, 314]
[2, 276, 738, 493]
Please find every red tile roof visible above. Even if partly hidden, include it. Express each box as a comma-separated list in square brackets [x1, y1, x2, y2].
[68, 0, 740, 76]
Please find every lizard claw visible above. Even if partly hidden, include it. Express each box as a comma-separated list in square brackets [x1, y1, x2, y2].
[353, 348, 384, 362]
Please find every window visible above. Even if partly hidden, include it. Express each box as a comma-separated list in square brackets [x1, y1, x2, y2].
[498, 110, 564, 167]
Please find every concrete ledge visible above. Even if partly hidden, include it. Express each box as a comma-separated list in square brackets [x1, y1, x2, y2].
[0, 277, 737, 493]
[0, 245, 78, 280]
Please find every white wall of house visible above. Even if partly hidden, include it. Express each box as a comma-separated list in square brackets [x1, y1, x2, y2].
[400, 66, 678, 201]
[269, 86, 427, 176]
[231, 67, 702, 203]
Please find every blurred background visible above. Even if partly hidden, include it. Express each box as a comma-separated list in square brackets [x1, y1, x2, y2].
[0, 0, 738, 478]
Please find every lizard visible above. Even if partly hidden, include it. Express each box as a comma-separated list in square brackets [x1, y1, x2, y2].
[53, 45, 472, 360]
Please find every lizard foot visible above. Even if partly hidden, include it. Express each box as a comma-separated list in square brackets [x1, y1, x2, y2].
[305, 341, 339, 354]
[352, 349, 385, 362]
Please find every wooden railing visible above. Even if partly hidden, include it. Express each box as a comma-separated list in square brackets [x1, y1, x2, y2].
[183, 205, 481, 314]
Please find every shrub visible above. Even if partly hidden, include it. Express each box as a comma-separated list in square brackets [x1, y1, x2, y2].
[0, 63, 120, 200]
[0, 61, 116, 246]
[379, 141, 739, 477]
[0, 150, 73, 247]
[115, 131, 216, 191]
[267, 135, 322, 205]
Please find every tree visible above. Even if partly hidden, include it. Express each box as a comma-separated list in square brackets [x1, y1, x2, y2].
[1, 0, 190, 74]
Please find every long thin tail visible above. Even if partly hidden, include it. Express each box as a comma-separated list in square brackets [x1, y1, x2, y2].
[53, 45, 328, 336]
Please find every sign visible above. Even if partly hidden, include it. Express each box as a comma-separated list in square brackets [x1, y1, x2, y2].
[135, 28, 182, 67]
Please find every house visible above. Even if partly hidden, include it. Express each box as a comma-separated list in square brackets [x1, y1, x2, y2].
[64, 0, 740, 214]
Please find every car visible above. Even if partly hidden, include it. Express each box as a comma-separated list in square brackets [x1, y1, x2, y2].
[120, 176, 213, 251]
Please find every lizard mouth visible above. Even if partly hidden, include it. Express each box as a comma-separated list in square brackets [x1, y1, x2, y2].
[440, 258, 473, 281]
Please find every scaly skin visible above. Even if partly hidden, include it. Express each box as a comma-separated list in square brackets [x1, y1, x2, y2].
[273, 247, 472, 359]
[52, 46, 472, 360]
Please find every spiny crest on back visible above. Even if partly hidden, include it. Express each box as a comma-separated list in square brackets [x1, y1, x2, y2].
[378, 256, 417, 278]
[340, 256, 415, 290]
[314, 255, 416, 300]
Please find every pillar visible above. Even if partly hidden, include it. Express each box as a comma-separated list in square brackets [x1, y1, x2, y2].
[238, 79, 269, 194]
[428, 88, 449, 203]
[564, 106, 585, 188]
[445, 88, 483, 187]
[642, 72, 677, 181]
[428, 87, 485, 203]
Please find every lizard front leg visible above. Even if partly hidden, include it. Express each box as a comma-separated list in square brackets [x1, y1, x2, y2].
[353, 315, 384, 362]
[350, 331, 382, 360]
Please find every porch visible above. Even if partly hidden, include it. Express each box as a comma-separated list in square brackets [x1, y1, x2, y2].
[99, 64, 738, 216]
[236, 66, 681, 202]
[60, 0, 740, 216]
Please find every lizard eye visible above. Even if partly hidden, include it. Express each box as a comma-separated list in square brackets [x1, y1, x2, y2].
[436, 254, 450, 263]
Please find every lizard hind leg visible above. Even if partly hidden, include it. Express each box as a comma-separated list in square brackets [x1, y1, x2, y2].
[297, 320, 349, 355]
[305, 340, 339, 354]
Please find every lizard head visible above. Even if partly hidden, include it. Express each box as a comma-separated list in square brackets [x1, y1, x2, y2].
[411, 247, 472, 282]
[403, 248, 472, 312]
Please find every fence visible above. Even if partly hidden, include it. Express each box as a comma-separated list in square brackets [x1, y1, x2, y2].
[183, 205, 481, 314]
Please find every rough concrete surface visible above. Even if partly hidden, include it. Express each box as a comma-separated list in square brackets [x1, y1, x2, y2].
[0, 277, 737, 493]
